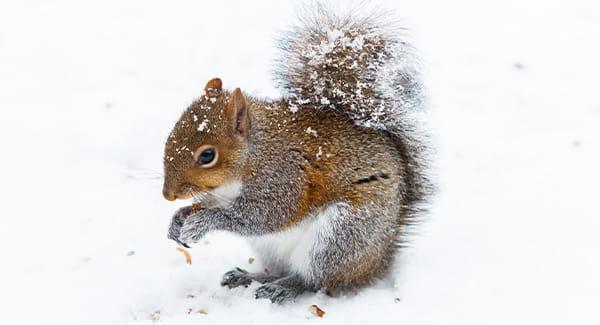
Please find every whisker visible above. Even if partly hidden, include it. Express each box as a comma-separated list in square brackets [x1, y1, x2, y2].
[125, 174, 163, 182]
[184, 187, 232, 206]
[204, 191, 231, 205]
[123, 166, 164, 182]
[187, 189, 204, 203]
[193, 193, 206, 203]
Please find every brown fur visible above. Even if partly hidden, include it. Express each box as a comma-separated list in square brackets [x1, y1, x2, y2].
[164, 4, 429, 302]
[166, 80, 403, 218]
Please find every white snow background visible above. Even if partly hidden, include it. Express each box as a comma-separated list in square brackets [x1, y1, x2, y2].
[1, 0, 599, 324]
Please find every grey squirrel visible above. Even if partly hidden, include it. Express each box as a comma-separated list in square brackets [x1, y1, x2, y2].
[163, 4, 430, 303]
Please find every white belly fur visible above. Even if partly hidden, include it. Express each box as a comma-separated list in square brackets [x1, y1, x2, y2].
[248, 203, 347, 280]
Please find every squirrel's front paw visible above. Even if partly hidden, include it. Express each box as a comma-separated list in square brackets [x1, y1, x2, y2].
[167, 206, 196, 247]
[178, 214, 208, 245]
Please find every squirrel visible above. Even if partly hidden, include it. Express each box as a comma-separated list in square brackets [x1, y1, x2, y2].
[163, 4, 430, 303]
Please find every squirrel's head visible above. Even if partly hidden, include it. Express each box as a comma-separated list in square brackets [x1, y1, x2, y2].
[162, 78, 250, 201]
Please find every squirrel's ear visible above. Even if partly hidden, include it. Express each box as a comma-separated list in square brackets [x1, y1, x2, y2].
[227, 88, 251, 137]
[204, 77, 222, 97]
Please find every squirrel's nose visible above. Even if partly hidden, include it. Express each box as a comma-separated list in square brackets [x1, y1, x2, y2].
[163, 187, 177, 201]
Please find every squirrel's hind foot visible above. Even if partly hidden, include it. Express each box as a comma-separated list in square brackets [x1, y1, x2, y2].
[220, 267, 280, 289]
[254, 274, 306, 304]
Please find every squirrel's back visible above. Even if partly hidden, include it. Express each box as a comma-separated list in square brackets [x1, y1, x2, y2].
[273, 3, 431, 230]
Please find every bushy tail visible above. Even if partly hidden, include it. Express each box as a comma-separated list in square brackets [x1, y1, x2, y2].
[274, 3, 432, 228]
[273, 3, 425, 131]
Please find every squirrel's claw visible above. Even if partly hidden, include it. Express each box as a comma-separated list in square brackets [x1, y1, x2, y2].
[167, 229, 188, 247]
[221, 267, 252, 288]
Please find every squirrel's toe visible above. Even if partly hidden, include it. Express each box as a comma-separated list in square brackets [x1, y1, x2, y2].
[221, 267, 252, 289]
[254, 283, 298, 304]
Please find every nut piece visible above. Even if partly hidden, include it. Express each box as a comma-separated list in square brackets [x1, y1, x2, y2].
[176, 247, 192, 265]
[191, 203, 203, 212]
[308, 304, 326, 318]
[150, 310, 161, 321]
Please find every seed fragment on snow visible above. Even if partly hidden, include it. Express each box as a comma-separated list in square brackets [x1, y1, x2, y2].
[394, 297, 401, 303]
[309, 304, 326, 317]
[196, 309, 208, 315]
[186, 294, 195, 299]
[127, 251, 135, 256]
[248, 257, 255, 264]
[176, 247, 192, 265]
[150, 310, 161, 321]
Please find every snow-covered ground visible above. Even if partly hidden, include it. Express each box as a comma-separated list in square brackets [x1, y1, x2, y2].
[1, 0, 599, 324]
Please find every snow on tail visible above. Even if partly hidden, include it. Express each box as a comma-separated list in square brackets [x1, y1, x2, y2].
[273, 2, 425, 132]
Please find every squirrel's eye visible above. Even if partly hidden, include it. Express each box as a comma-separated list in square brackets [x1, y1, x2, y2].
[197, 147, 217, 167]
[194, 145, 218, 168]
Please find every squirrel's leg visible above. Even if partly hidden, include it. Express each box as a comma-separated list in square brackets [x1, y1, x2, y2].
[254, 274, 307, 304]
[307, 202, 399, 293]
[221, 267, 281, 289]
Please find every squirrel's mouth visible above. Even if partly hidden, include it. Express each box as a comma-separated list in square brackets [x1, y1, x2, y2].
[169, 189, 212, 220]
[173, 183, 209, 202]
[174, 181, 239, 212]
